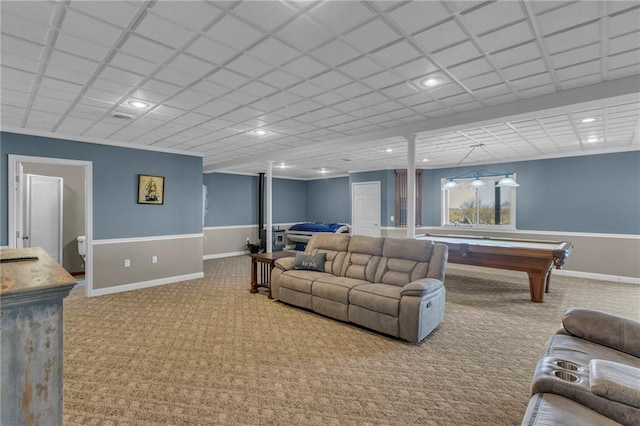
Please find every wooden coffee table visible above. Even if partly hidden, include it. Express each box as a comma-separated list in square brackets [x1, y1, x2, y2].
[249, 251, 296, 299]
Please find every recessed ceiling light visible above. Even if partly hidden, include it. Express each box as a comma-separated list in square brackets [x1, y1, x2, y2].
[253, 129, 271, 136]
[385, 148, 393, 153]
[419, 76, 444, 88]
[585, 136, 600, 143]
[422, 158, 429, 162]
[276, 162, 289, 168]
[581, 117, 595, 123]
[128, 100, 149, 109]
[319, 168, 329, 174]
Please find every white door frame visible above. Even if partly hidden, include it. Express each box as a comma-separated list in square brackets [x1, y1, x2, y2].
[351, 181, 381, 237]
[8, 154, 93, 296]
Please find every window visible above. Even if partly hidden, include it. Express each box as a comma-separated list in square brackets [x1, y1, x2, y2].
[395, 169, 422, 227]
[442, 177, 516, 228]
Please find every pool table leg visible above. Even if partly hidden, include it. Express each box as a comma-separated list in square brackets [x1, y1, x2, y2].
[528, 272, 548, 303]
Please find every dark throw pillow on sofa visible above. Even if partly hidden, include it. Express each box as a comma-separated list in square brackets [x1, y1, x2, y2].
[293, 252, 326, 272]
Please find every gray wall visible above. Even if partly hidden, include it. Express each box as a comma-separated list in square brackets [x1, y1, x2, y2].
[1, 131, 203, 242]
[422, 151, 640, 234]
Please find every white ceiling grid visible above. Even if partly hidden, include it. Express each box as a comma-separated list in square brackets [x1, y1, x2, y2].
[1, 0, 639, 179]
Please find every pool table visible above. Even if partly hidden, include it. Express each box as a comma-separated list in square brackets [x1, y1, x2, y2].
[417, 234, 573, 303]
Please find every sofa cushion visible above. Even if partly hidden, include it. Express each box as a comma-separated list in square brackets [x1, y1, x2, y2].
[293, 252, 326, 271]
[349, 283, 402, 317]
[590, 359, 640, 409]
[306, 233, 350, 275]
[312, 276, 369, 304]
[382, 237, 434, 262]
[279, 270, 333, 294]
[374, 257, 430, 286]
[522, 393, 622, 426]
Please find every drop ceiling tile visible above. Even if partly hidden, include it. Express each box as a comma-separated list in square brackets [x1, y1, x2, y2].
[70, 0, 143, 27]
[311, 1, 375, 35]
[240, 80, 278, 98]
[370, 40, 422, 68]
[101, 66, 145, 86]
[261, 72, 299, 92]
[232, 0, 296, 32]
[281, 55, 326, 79]
[311, 39, 361, 67]
[463, 72, 504, 91]
[261, 91, 302, 109]
[312, 91, 345, 106]
[354, 91, 389, 107]
[431, 41, 482, 67]
[287, 81, 325, 98]
[388, 1, 450, 35]
[135, 13, 194, 49]
[338, 81, 372, 98]
[503, 58, 548, 81]
[310, 70, 352, 90]
[53, 32, 112, 61]
[472, 83, 512, 99]
[163, 89, 210, 110]
[381, 82, 419, 99]
[339, 57, 385, 79]
[119, 34, 174, 63]
[247, 37, 300, 66]
[61, 9, 123, 46]
[550, 43, 600, 69]
[608, 7, 640, 38]
[608, 49, 640, 70]
[448, 57, 494, 80]
[1, 53, 40, 74]
[556, 60, 601, 82]
[412, 20, 468, 53]
[149, 0, 218, 30]
[510, 72, 554, 91]
[608, 63, 640, 78]
[343, 18, 400, 53]
[362, 71, 404, 90]
[205, 14, 265, 51]
[275, 15, 333, 52]
[168, 53, 214, 77]
[1, 1, 57, 26]
[544, 23, 601, 55]
[207, 68, 250, 88]
[186, 36, 238, 64]
[32, 96, 71, 112]
[56, 117, 95, 135]
[393, 58, 439, 80]
[140, 79, 183, 96]
[194, 98, 239, 116]
[478, 21, 534, 54]
[83, 87, 121, 104]
[462, 1, 526, 35]
[332, 100, 362, 113]
[1, 14, 49, 44]
[536, 1, 600, 36]
[490, 41, 541, 68]
[226, 55, 272, 79]
[110, 52, 159, 76]
[48, 50, 99, 74]
[2, 36, 43, 61]
[609, 32, 640, 55]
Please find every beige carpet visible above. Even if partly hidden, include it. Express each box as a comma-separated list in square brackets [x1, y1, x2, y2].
[63, 256, 639, 425]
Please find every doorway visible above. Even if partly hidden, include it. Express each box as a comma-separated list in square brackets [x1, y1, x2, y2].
[23, 174, 64, 264]
[8, 155, 93, 296]
[351, 181, 381, 237]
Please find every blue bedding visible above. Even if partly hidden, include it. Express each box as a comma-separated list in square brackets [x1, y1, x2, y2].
[288, 222, 345, 233]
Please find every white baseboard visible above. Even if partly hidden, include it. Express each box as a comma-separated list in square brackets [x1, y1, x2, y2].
[203, 250, 248, 260]
[89, 272, 204, 297]
[554, 269, 640, 285]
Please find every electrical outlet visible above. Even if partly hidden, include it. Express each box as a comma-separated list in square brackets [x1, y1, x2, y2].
[124, 259, 130, 267]
[390, 215, 395, 222]
[152, 256, 158, 264]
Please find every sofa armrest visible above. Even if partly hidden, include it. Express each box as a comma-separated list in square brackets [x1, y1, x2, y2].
[562, 308, 640, 357]
[401, 278, 443, 297]
[590, 359, 640, 409]
[274, 256, 296, 272]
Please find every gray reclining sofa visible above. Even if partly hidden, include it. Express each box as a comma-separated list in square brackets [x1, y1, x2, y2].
[522, 308, 640, 425]
[270, 233, 448, 343]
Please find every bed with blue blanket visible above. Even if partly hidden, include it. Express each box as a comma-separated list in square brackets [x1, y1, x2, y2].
[285, 222, 350, 250]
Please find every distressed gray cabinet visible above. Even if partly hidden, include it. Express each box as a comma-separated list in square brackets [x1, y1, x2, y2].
[1, 247, 75, 425]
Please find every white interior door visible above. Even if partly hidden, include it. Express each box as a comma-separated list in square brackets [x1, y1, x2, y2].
[24, 174, 63, 263]
[351, 181, 381, 237]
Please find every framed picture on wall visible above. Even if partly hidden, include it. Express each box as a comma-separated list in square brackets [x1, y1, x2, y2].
[137, 174, 165, 205]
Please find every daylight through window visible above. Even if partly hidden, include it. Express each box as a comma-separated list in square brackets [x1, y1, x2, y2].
[442, 177, 516, 228]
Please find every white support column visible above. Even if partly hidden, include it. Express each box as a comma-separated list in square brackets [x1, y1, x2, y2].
[405, 134, 416, 238]
[266, 161, 273, 253]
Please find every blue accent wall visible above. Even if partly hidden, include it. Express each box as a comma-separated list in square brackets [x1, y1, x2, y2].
[422, 151, 640, 234]
[1, 132, 203, 243]
[203, 174, 307, 226]
[203, 173, 257, 226]
[306, 176, 350, 223]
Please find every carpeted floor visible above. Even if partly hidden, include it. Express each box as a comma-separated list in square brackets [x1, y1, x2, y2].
[63, 256, 639, 425]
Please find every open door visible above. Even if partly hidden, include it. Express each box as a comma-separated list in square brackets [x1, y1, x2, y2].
[23, 174, 64, 264]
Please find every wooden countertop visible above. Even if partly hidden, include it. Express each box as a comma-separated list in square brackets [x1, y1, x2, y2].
[1, 247, 76, 295]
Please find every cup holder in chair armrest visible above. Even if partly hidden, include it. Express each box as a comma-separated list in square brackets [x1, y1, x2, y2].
[590, 359, 640, 409]
[401, 279, 442, 297]
[553, 370, 580, 382]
